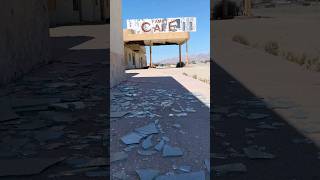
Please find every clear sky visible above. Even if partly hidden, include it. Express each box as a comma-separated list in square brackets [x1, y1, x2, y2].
[122, 0, 210, 63]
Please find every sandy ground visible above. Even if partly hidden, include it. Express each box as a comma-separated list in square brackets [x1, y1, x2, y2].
[110, 69, 210, 179]
[181, 63, 210, 83]
[211, 5, 320, 179]
[212, 5, 320, 146]
[213, 5, 320, 58]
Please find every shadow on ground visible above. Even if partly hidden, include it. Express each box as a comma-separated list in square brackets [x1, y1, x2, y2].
[212, 62, 320, 179]
[110, 74, 210, 179]
[0, 35, 109, 179]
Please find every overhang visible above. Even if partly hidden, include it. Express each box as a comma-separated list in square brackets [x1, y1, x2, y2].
[123, 29, 190, 46]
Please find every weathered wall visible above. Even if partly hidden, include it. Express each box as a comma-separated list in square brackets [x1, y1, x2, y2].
[124, 46, 147, 69]
[110, 0, 126, 87]
[49, 0, 108, 26]
[49, 0, 80, 26]
[81, 0, 101, 22]
[0, 0, 51, 86]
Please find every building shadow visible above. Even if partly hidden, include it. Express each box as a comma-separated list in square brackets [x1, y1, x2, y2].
[212, 62, 320, 179]
[50, 36, 95, 60]
[110, 74, 210, 178]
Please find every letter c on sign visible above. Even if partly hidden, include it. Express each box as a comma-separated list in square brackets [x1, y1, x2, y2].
[141, 22, 151, 32]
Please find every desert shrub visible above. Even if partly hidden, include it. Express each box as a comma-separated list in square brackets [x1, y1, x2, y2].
[297, 53, 307, 65]
[232, 34, 250, 46]
[285, 52, 297, 62]
[315, 62, 320, 72]
[176, 62, 185, 68]
[192, 75, 198, 79]
[265, 3, 276, 8]
[264, 41, 280, 56]
[302, 2, 311, 6]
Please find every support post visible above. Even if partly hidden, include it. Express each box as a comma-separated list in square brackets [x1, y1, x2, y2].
[179, 44, 182, 67]
[149, 46, 152, 68]
[186, 40, 189, 65]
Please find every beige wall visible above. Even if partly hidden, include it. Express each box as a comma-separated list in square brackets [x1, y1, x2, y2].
[0, 0, 51, 86]
[110, 0, 126, 87]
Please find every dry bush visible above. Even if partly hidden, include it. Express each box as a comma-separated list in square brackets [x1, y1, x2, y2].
[297, 53, 307, 65]
[192, 75, 198, 79]
[264, 41, 280, 56]
[232, 34, 250, 46]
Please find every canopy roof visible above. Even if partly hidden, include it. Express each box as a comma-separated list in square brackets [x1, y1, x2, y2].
[123, 29, 190, 46]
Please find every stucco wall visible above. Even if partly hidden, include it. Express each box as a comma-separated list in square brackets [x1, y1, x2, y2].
[81, 0, 101, 22]
[0, 0, 51, 86]
[110, 0, 126, 87]
[49, 0, 81, 26]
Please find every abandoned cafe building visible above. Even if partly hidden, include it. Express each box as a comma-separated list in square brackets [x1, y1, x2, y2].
[123, 17, 196, 68]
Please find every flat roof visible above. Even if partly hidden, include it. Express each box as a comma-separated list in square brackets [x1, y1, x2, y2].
[123, 29, 190, 46]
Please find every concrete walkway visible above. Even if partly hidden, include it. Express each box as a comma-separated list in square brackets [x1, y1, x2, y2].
[110, 68, 210, 179]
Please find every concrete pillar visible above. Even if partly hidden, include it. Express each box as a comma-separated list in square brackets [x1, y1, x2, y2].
[149, 46, 152, 67]
[179, 44, 182, 67]
[185, 41, 189, 65]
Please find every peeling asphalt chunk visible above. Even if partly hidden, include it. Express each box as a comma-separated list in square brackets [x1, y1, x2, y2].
[75, 157, 107, 168]
[204, 159, 210, 172]
[111, 151, 128, 163]
[136, 169, 160, 180]
[110, 111, 129, 118]
[247, 113, 270, 120]
[142, 135, 154, 149]
[0, 105, 20, 122]
[155, 171, 205, 180]
[213, 163, 247, 175]
[154, 139, 165, 151]
[178, 165, 192, 173]
[243, 146, 275, 159]
[85, 170, 108, 177]
[0, 157, 65, 177]
[121, 132, 146, 145]
[135, 123, 159, 136]
[138, 150, 157, 156]
[162, 145, 183, 157]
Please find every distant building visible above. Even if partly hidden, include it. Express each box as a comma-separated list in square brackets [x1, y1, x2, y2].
[124, 44, 147, 69]
[48, 0, 109, 27]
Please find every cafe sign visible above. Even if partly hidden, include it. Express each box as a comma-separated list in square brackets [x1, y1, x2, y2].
[126, 17, 196, 34]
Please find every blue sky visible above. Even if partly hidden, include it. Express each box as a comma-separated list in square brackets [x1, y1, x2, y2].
[122, 0, 210, 63]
